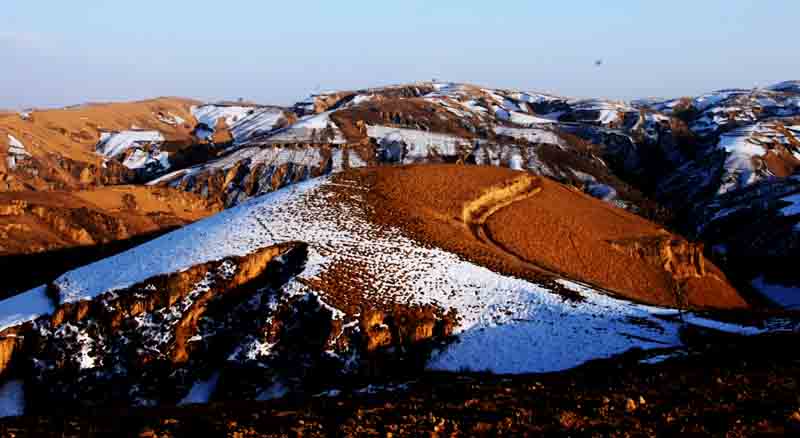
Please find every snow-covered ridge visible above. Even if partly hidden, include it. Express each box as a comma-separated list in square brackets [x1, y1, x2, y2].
[191, 105, 252, 132]
[0, 286, 53, 332]
[96, 131, 164, 159]
[493, 126, 564, 146]
[716, 121, 800, 195]
[95, 130, 168, 171]
[148, 145, 325, 187]
[191, 104, 288, 144]
[568, 99, 634, 127]
[769, 80, 800, 94]
[257, 111, 345, 145]
[367, 125, 471, 162]
[28, 175, 784, 374]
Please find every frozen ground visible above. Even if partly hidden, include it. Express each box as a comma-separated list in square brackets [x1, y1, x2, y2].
[30, 175, 784, 374]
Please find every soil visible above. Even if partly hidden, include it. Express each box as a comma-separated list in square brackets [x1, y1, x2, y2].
[3, 330, 798, 437]
[0, 186, 220, 296]
[0, 98, 199, 191]
[345, 164, 747, 309]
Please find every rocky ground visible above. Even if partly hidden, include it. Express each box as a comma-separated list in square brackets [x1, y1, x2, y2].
[1, 81, 800, 435]
[0, 186, 220, 297]
[1, 329, 799, 437]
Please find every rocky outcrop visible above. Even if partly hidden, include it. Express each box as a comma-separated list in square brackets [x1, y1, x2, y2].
[0, 237, 457, 412]
[0, 243, 302, 406]
[0, 187, 220, 255]
[0, 152, 134, 192]
[608, 236, 706, 280]
[152, 144, 371, 207]
[1, 97, 199, 192]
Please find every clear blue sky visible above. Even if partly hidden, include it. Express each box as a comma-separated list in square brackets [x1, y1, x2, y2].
[2, 0, 798, 108]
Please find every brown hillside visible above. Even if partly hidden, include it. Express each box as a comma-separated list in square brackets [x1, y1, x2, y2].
[0, 185, 219, 256]
[353, 164, 747, 309]
[0, 97, 200, 191]
[0, 185, 220, 297]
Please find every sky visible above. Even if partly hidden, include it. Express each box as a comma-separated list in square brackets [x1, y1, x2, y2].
[1, 0, 798, 109]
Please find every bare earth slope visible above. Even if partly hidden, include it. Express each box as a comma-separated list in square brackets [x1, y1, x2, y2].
[0, 186, 220, 297]
[0, 98, 199, 191]
[358, 165, 746, 309]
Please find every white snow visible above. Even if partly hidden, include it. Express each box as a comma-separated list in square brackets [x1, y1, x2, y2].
[192, 104, 287, 143]
[509, 91, 563, 105]
[768, 81, 800, 94]
[639, 350, 688, 365]
[493, 127, 564, 146]
[6, 135, 29, 156]
[349, 94, 374, 106]
[779, 193, 800, 216]
[148, 145, 324, 187]
[0, 380, 24, 418]
[682, 314, 768, 336]
[570, 99, 630, 126]
[367, 125, 470, 162]
[229, 108, 286, 143]
[5, 134, 31, 169]
[314, 389, 342, 398]
[95, 131, 167, 170]
[178, 372, 220, 405]
[0, 286, 54, 332]
[192, 105, 252, 132]
[36, 176, 787, 374]
[262, 111, 346, 144]
[716, 125, 767, 194]
[156, 112, 186, 126]
[96, 131, 164, 159]
[122, 148, 169, 171]
[508, 111, 557, 126]
[256, 381, 289, 401]
[693, 90, 746, 112]
[571, 171, 618, 202]
[751, 276, 800, 309]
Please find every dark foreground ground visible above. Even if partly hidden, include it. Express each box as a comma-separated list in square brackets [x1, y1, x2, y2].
[2, 329, 799, 437]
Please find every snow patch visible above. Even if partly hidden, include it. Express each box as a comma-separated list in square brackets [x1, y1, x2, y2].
[493, 127, 564, 146]
[262, 111, 345, 144]
[751, 276, 800, 309]
[0, 286, 54, 332]
[256, 381, 289, 401]
[96, 131, 164, 159]
[5, 134, 31, 169]
[367, 125, 471, 162]
[779, 193, 800, 216]
[178, 372, 220, 405]
[95, 131, 169, 171]
[717, 125, 766, 194]
[0, 380, 24, 418]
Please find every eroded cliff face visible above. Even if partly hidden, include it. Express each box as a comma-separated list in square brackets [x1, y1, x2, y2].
[0, 98, 199, 192]
[608, 236, 706, 280]
[151, 144, 373, 207]
[0, 151, 133, 192]
[0, 241, 456, 412]
[0, 187, 220, 256]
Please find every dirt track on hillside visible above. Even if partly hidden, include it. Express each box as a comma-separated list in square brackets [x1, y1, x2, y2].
[347, 164, 747, 309]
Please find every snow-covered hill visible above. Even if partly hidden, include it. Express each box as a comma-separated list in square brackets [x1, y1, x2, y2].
[0, 166, 790, 415]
